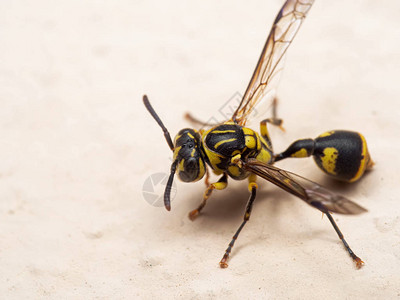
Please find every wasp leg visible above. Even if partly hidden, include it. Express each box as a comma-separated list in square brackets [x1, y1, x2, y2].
[310, 201, 364, 268]
[184, 112, 218, 127]
[199, 163, 211, 187]
[260, 119, 285, 151]
[188, 173, 228, 221]
[260, 98, 285, 150]
[260, 119, 275, 150]
[220, 175, 258, 268]
[204, 166, 211, 187]
[270, 97, 285, 130]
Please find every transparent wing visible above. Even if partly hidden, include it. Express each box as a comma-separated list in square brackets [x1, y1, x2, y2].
[243, 159, 367, 215]
[232, 0, 314, 126]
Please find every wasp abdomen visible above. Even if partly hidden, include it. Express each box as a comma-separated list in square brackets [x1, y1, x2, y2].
[313, 130, 372, 182]
[275, 130, 373, 182]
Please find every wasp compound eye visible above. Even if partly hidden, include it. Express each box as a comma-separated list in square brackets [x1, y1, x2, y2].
[177, 157, 201, 182]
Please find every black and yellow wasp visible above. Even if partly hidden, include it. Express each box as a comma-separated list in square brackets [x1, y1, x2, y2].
[143, 0, 373, 268]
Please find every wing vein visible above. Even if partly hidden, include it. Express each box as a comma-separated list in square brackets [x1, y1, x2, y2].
[232, 0, 314, 125]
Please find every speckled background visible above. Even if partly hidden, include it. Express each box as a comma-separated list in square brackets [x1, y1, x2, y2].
[1, 0, 399, 298]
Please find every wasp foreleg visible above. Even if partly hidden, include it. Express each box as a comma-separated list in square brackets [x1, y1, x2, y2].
[220, 175, 258, 268]
[188, 173, 228, 221]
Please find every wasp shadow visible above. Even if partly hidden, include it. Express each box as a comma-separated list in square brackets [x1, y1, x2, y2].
[188, 181, 293, 226]
[183, 178, 363, 262]
[317, 169, 374, 200]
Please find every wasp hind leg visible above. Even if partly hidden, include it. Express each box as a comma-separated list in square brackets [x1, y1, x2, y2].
[310, 201, 364, 268]
[260, 98, 285, 150]
[220, 175, 258, 268]
[188, 173, 228, 221]
[270, 97, 285, 130]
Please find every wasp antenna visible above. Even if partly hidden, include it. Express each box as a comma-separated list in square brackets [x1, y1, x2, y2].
[164, 160, 178, 211]
[143, 95, 174, 151]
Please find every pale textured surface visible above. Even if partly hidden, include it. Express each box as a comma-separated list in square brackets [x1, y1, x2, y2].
[1, 0, 400, 299]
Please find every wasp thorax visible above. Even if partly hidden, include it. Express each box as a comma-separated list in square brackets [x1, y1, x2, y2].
[173, 128, 206, 182]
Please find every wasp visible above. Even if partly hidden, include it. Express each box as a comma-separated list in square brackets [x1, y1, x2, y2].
[143, 0, 373, 268]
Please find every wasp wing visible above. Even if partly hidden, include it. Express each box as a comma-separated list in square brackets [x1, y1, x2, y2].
[232, 0, 314, 126]
[243, 159, 367, 215]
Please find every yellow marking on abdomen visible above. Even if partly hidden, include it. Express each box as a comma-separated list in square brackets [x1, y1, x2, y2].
[214, 138, 236, 149]
[321, 147, 338, 175]
[291, 148, 308, 158]
[350, 133, 371, 182]
[318, 131, 335, 138]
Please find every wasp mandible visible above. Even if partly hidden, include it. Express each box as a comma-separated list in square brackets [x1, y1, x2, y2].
[143, 0, 373, 268]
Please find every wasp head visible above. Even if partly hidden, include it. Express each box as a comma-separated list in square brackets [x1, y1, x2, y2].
[143, 95, 206, 211]
[173, 128, 206, 183]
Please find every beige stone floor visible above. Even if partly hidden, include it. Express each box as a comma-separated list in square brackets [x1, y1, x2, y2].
[1, 0, 399, 298]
